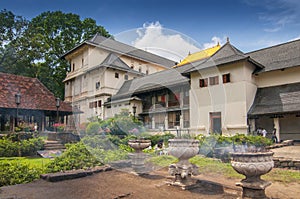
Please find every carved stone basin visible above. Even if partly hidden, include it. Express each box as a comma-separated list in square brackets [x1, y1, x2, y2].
[230, 151, 274, 198]
[168, 139, 199, 162]
[128, 139, 151, 174]
[128, 139, 151, 153]
[168, 139, 200, 188]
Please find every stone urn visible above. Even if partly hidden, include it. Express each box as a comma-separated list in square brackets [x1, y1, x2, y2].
[230, 151, 274, 198]
[128, 139, 151, 152]
[128, 139, 151, 174]
[168, 139, 200, 188]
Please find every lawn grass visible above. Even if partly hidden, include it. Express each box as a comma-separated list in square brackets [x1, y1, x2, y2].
[149, 155, 300, 184]
[0, 157, 51, 172]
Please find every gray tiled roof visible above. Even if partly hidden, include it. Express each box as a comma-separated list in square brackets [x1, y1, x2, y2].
[186, 42, 263, 73]
[248, 82, 300, 116]
[112, 64, 191, 100]
[84, 53, 144, 76]
[62, 33, 176, 68]
[246, 39, 300, 72]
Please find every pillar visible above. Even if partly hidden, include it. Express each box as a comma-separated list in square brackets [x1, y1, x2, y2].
[180, 114, 184, 129]
[152, 116, 155, 129]
[164, 115, 168, 130]
[273, 118, 280, 142]
[249, 118, 256, 134]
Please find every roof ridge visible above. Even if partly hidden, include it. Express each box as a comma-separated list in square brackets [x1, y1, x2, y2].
[246, 38, 300, 54]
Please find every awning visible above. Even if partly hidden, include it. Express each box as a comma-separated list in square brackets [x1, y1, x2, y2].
[248, 82, 300, 117]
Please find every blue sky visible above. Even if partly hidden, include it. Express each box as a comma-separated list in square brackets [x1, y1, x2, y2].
[1, 0, 300, 61]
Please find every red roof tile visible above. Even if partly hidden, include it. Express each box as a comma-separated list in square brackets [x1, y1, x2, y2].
[0, 73, 73, 113]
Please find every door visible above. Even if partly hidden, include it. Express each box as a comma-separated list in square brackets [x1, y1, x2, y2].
[210, 112, 222, 134]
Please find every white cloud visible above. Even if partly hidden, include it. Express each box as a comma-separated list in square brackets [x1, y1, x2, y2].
[202, 36, 226, 49]
[132, 22, 201, 62]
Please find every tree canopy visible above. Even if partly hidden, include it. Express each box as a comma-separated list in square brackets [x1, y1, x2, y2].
[0, 10, 111, 98]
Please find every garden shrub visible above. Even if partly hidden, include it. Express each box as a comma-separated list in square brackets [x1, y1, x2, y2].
[86, 122, 101, 136]
[195, 133, 274, 160]
[0, 161, 41, 186]
[46, 142, 102, 173]
[0, 137, 44, 157]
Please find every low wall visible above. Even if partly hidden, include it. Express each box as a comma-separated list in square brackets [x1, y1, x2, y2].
[273, 158, 300, 170]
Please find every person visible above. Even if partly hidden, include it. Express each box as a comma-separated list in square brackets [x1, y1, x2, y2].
[272, 128, 278, 143]
[261, 128, 268, 137]
[256, 127, 262, 136]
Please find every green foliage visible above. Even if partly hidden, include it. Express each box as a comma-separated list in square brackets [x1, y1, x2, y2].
[86, 122, 101, 136]
[0, 161, 41, 186]
[0, 10, 111, 98]
[146, 132, 175, 147]
[194, 134, 273, 158]
[46, 142, 102, 172]
[98, 109, 145, 137]
[0, 137, 44, 157]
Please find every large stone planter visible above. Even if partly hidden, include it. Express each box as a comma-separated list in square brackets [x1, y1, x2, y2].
[128, 139, 151, 174]
[230, 151, 274, 198]
[168, 139, 200, 188]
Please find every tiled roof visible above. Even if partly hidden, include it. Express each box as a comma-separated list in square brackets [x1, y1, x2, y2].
[248, 82, 300, 116]
[112, 64, 191, 100]
[186, 42, 264, 73]
[0, 73, 73, 113]
[246, 39, 300, 72]
[98, 53, 143, 75]
[175, 44, 221, 67]
[62, 33, 176, 68]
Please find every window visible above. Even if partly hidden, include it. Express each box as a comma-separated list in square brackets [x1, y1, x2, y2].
[72, 63, 75, 71]
[209, 76, 219, 86]
[139, 67, 142, 73]
[98, 100, 102, 107]
[124, 74, 128, 80]
[199, 78, 208, 87]
[115, 73, 119, 78]
[95, 82, 100, 90]
[222, 73, 230, 83]
[82, 58, 84, 67]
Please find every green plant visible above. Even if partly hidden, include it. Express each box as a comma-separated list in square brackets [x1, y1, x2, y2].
[0, 137, 44, 157]
[0, 161, 42, 186]
[86, 122, 101, 136]
[46, 142, 102, 172]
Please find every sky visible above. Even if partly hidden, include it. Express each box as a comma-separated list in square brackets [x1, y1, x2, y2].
[1, 0, 300, 61]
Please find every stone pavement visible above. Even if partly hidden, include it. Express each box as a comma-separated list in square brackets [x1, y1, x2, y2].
[271, 144, 300, 160]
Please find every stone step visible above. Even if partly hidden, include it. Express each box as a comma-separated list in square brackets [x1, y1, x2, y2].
[44, 140, 66, 150]
[44, 145, 65, 149]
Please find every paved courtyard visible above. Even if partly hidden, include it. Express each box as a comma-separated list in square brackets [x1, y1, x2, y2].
[0, 144, 299, 199]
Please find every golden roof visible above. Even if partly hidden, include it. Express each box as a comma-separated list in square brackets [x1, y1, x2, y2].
[175, 43, 221, 67]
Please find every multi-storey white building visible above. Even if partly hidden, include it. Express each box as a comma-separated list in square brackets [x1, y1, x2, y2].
[63, 34, 300, 141]
[62, 34, 176, 123]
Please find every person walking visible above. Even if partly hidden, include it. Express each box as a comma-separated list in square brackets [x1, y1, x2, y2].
[261, 128, 268, 137]
[272, 128, 278, 143]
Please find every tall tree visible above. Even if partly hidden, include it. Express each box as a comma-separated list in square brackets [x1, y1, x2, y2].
[0, 9, 29, 73]
[18, 11, 111, 98]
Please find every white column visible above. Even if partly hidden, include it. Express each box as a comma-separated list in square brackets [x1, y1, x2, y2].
[164, 115, 168, 130]
[273, 118, 280, 142]
[249, 118, 256, 134]
[152, 117, 155, 129]
[180, 114, 184, 129]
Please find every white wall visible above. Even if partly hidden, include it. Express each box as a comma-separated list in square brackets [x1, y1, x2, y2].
[189, 61, 257, 135]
